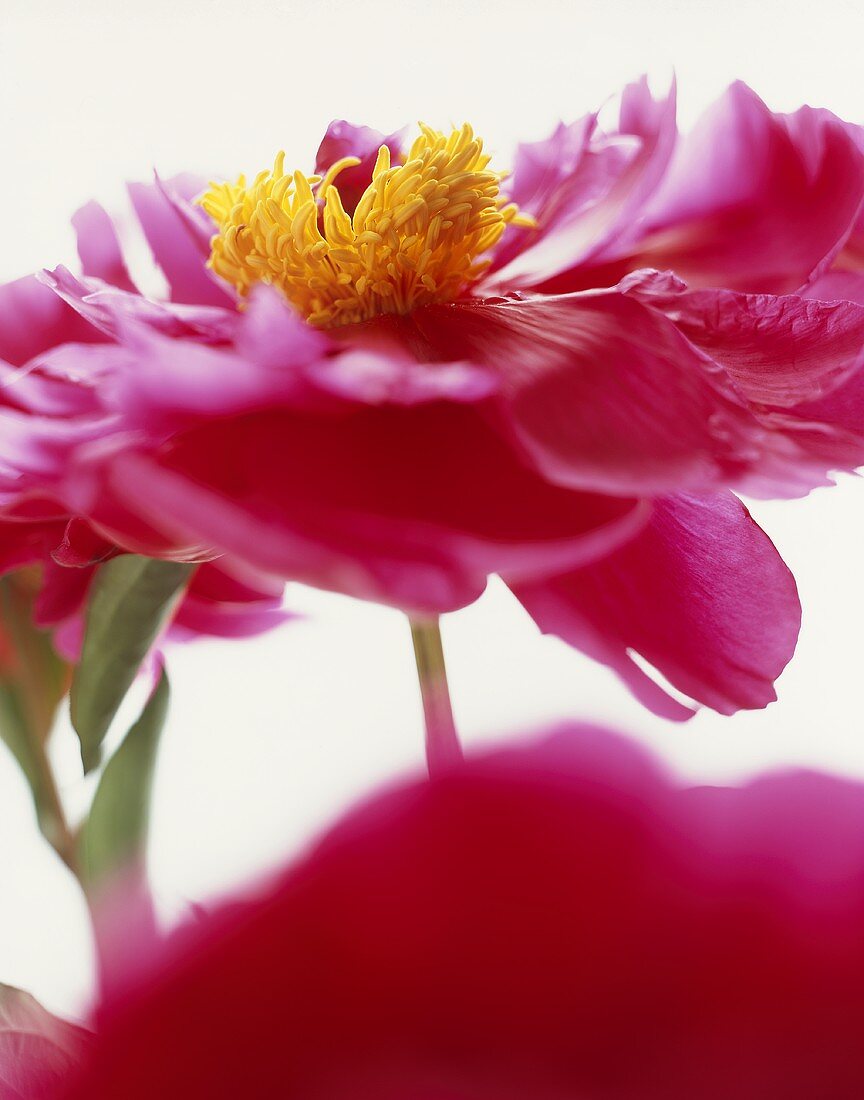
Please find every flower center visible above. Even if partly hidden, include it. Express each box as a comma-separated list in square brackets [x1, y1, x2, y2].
[199, 124, 533, 328]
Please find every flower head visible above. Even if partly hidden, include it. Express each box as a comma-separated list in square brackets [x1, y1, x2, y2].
[7, 80, 864, 717]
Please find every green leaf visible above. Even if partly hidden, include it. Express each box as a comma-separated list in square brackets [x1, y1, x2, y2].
[81, 667, 170, 889]
[70, 555, 193, 772]
[0, 982, 90, 1097]
[0, 576, 71, 846]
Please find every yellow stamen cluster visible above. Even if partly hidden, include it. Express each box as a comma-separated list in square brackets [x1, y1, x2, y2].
[199, 124, 533, 328]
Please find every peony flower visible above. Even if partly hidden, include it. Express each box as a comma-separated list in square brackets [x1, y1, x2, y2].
[8, 78, 864, 716]
[59, 724, 864, 1099]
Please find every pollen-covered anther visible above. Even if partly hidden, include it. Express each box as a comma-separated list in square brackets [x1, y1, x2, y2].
[199, 124, 534, 328]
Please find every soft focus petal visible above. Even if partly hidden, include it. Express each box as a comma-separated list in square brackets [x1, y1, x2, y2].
[413, 291, 770, 496]
[0, 275, 101, 367]
[128, 174, 233, 307]
[104, 291, 496, 435]
[511, 492, 800, 718]
[0, 519, 59, 575]
[170, 564, 291, 640]
[622, 84, 864, 294]
[71, 201, 137, 292]
[63, 725, 864, 1099]
[802, 270, 864, 306]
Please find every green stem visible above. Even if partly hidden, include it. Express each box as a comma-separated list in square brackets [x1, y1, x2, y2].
[26, 725, 81, 878]
[409, 616, 463, 775]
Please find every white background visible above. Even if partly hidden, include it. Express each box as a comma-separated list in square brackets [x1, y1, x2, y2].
[2, 0, 864, 1018]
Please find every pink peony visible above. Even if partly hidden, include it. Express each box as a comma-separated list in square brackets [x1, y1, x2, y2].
[8, 79, 864, 715]
[60, 724, 864, 1099]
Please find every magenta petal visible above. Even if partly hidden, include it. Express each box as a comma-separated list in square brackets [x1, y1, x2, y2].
[314, 121, 407, 216]
[153, 172, 219, 258]
[63, 725, 864, 1099]
[235, 286, 331, 369]
[51, 518, 114, 567]
[107, 291, 496, 438]
[629, 84, 864, 293]
[128, 175, 233, 307]
[777, 375, 864, 473]
[491, 76, 677, 288]
[511, 492, 801, 718]
[40, 266, 234, 344]
[72, 201, 137, 292]
[171, 561, 291, 640]
[621, 269, 864, 406]
[0, 520, 57, 576]
[84, 401, 648, 614]
[415, 292, 766, 496]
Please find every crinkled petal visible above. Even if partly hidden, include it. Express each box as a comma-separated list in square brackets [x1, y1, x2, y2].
[621, 269, 864, 406]
[51, 517, 115, 567]
[511, 492, 800, 718]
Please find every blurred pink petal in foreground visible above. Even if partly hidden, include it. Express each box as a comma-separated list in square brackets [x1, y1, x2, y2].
[60, 725, 864, 1099]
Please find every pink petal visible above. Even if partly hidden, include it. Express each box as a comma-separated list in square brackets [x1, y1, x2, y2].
[490, 76, 677, 289]
[51, 517, 115, 567]
[624, 84, 864, 293]
[71, 201, 137, 292]
[621, 269, 864, 406]
[104, 291, 496, 437]
[315, 120, 408, 216]
[39, 266, 234, 344]
[802, 270, 864, 306]
[775, 375, 864, 474]
[413, 291, 768, 496]
[170, 584, 290, 641]
[0, 275, 101, 367]
[128, 174, 233, 307]
[511, 492, 800, 718]
[83, 402, 648, 614]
